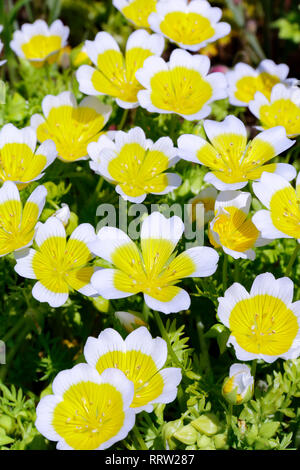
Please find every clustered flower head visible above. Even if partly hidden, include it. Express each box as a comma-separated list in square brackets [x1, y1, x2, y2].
[1, 0, 300, 452]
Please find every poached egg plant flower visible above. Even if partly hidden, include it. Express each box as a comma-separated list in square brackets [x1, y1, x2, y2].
[10, 19, 69, 68]
[35, 364, 135, 450]
[226, 59, 297, 107]
[249, 84, 300, 137]
[0, 181, 47, 257]
[30, 91, 112, 162]
[76, 29, 164, 109]
[218, 273, 300, 363]
[87, 127, 181, 203]
[113, 0, 157, 28]
[0, 124, 57, 189]
[177, 115, 295, 190]
[136, 48, 227, 121]
[148, 0, 231, 52]
[208, 190, 267, 261]
[252, 172, 300, 242]
[84, 326, 182, 413]
[14, 217, 98, 308]
[89, 212, 219, 314]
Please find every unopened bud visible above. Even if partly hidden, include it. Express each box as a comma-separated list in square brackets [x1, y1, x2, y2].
[53, 203, 70, 227]
[222, 363, 254, 405]
[191, 413, 220, 436]
[114, 311, 147, 333]
[173, 424, 198, 445]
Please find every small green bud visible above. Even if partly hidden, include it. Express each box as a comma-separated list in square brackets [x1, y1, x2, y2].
[162, 419, 183, 442]
[213, 432, 229, 449]
[173, 424, 198, 445]
[222, 363, 254, 405]
[191, 413, 220, 436]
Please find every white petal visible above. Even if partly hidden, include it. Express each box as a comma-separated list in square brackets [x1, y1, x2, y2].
[141, 212, 184, 246]
[182, 246, 219, 277]
[35, 217, 66, 248]
[252, 210, 290, 239]
[91, 268, 135, 299]
[144, 288, 191, 314]
[217, 283, 250, 327]
[32, 282, 69, 307]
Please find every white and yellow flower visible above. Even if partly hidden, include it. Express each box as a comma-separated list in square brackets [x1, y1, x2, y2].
[188, 186, 217, 226]
[148, 0, 231, 52]
[177, 115, 295, 190]
[10, 19, 69, 68]
[222, 364, 254, 405]
[208, 190, 267, 260]
[84, 326, 182, 413]
[35, 364, 135, 450]
[136, 48, 227, 120]
[249, 83, 300, 137]
[218, 273, 300, 362]
[89, 212, 219, 314]
[88, 127, 181, 203]
[227, 60, 297, 107]
[30, 91, 112, 162]
[113, 0, 158, 28]
[14, 217, 98, 308]
[252, 172, 300, 242]
[76, 30, 164, 109]
[0, 124, 57, 189]
[0, 181, 46, 257]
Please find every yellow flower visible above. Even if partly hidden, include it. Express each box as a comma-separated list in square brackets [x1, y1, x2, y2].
[0, 124, 57, 189]
[30, 91, 112, 162]
[113, 0, 157, 28]
[136, 48, 227, 120]
[227, 60, 297, 106]
[14, 217, 98, 308]
[218, 273, 300, 362]
[208, 190, 266, 261]
[0, 181, 46, 257]
[76, 29, 164, 109]
[84, 326, 182, 412]
[35, 364, 135, 450]
[249, 84, 300, 137]
[88, 127, 181, 203]
[178, 115, 295, 190]
[89, 212, 219, 314]
[148, 0, 230, 52]
[10, 19, 69, 68]
[252, 171, 300, 242]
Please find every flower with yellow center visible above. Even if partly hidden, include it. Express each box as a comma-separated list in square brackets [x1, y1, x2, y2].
[88, 127, 181, 203]
[113, 0, 158, 28]
[249, 84, 300, 137]
[0, 181, 46, 257]
[222, 364, 253, 405]
[136, 48, 227, 120]
[14, 217, 98, 308]
[10, 19, 69, 68]
[177, 115, 296, 190]
[84, 327, 182, 413]
[89, 212, 219, 314]
[35, 364, 135, 450]
[227, 60, 297, 107]
[252, 172, 300, 242]
[188, 186, 217, 227]
[76, 30, 164, 109]
[148, 0, 230, 52]
[208, 190, 267, 260]
[30, 91, 112, 163]
[218, 273, 300, 362]
[0, 124, 57, 189]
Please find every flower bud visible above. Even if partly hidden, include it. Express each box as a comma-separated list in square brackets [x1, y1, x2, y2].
[197, 434, 215, 450]
[222, 363, 254, 405]
[173, 424, 198, 445]
[191, 413, 220, 436]
[162, 419, 183, 450]
[114, 311, 147, 333]
[53, 203, 70, 227]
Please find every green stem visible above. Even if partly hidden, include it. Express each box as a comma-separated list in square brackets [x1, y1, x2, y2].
[118, 108, 129, 130]
[251, 359, 257, 379]
[2, 315, 27, 343]
[222, 254, 228, 291]
[234, 258, 239, 283]
[196, 321, 211, 374]
[226, 403, 233, 445]
[153, 310, 181, 368]
[0, 324, 31, 381]
[95, 176, 104, 194]
[132, 426, 148, 450]
[285, 244, 300, 277]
